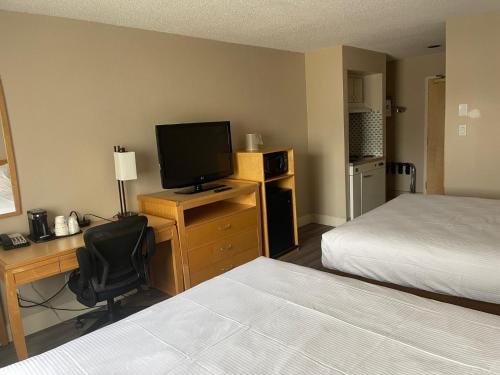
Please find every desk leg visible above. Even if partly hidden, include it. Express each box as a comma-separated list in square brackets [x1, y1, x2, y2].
[0, 299, 8, 346]
[5, 272, 28, 360]
[170, 226, 183, 294]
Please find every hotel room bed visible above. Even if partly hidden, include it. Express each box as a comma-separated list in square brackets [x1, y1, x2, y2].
[2, 257, 500, 374]
[0, 163, 15, 215]
[322, 194, 500, 305]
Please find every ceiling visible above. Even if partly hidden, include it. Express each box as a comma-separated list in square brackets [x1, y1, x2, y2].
[1, 0, 500, 58]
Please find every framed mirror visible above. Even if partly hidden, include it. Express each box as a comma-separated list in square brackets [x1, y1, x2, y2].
[0, 78, 21, 218]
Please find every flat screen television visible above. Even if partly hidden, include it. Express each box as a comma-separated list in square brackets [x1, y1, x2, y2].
[155, 121, 233, 194]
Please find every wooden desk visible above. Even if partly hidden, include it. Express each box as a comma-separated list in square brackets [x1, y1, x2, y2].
[0, 214, 182, 361]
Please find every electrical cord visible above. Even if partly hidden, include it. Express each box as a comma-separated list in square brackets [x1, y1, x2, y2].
[17, 281, 69, 308]
[84, 213, 114, 222]
[18, 282, 146, 311]
[17, 280, 95, 311]
[31, 282, 63, 321]
[18, 297, 95, 311]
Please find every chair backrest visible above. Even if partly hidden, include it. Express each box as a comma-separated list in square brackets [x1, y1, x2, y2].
[83, 216, 150, 292]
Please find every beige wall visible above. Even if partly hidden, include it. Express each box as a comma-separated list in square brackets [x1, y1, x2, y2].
[387, 52, 446, 195]
[306, 46, 385, 224]
[0, 10, 308, 334]
[306, 47, 345, 223]
[445, 12, 500, 197]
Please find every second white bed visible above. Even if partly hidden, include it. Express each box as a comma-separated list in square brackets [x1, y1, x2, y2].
[2, 257, 500, 374]
[322, 194, 500, 304]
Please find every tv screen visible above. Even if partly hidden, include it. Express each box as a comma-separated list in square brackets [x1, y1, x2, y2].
[155, 121, 233, 190]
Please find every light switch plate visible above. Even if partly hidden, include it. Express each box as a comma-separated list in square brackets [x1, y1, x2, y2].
[459, 104, 468, 117]
[458, 124, 467, 136]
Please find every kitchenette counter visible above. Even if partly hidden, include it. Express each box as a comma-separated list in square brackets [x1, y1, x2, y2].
[349, 156, 385, 166]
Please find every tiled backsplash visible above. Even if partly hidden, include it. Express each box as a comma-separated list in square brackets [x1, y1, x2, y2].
[349, 112, 383, 157]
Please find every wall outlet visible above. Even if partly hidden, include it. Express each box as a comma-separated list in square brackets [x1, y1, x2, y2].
[458, 124, 467, 136]
[459, 104, 468, 117]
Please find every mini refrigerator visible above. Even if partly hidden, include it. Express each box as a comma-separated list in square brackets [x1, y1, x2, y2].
[265, 187, 295, 258]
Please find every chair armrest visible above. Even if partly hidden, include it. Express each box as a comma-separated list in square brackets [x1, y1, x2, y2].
[145, 227, 156, 259]
[75, 247, 92, 286]
[142, 227, 156, 284]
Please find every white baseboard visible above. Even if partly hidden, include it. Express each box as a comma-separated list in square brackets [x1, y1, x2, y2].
[297, 214, 346, 227]
[297, 214, 314, 227]
[311, 214, 346, 227]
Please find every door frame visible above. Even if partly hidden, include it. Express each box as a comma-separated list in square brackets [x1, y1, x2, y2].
[423, 75, 445, 194]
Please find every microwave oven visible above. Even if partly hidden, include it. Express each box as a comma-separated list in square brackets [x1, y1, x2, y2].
[264, 151, 288, 179]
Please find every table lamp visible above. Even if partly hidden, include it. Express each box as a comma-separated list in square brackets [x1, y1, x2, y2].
[113, 145, 138, 219]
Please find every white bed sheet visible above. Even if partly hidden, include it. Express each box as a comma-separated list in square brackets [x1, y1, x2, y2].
[322, 193, 500, 304]
[0, 164, 14, 214]
[2, 257, 500, 374]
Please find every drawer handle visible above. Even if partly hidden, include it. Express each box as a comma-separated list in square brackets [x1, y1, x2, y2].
[220, 265, 234, 272]
[218, 244, 233, 252]
[218, 223, 232, 231]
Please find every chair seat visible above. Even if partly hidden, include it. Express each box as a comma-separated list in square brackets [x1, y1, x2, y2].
[69, 270, 144, 307]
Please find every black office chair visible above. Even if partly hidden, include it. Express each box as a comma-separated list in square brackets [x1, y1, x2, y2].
[68, 215, 155, 334]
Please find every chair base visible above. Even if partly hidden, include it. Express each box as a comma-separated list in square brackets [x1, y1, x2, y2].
[75, 298, 145, 335]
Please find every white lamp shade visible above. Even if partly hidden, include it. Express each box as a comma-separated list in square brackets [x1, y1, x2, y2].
[114, 152, 137, 181]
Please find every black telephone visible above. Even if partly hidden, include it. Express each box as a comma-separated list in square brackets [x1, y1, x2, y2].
[0, 233, 30, 250]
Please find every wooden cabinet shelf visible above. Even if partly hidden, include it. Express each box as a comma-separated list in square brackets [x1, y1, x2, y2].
[184, 201, 254, 228]
[264, 173, 294, 183]
[231, 147, 298, 258]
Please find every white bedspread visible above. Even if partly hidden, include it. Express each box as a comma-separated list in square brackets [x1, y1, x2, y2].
[3, 257, 500, 374]
[322, 194, 500, 304]
[0, 164, 14, 215]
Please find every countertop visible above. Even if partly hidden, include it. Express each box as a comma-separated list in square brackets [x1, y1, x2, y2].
[349, 156, 385, 166]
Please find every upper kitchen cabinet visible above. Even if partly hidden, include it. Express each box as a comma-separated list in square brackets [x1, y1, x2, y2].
[348, 72, 383, 114]
[348, 76, 364, 103]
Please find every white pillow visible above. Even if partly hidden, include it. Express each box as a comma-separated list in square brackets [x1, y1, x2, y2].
[0, 163, 10, 179]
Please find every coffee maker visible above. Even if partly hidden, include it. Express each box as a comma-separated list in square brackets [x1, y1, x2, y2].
[28, 209, 54, 242]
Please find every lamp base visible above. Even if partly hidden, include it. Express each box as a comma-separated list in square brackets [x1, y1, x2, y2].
[116, 211, 138, 220]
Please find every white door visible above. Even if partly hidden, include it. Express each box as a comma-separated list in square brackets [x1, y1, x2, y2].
[361, 167, 386, 214]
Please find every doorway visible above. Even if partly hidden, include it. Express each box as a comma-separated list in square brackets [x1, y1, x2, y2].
[425, 77, 445, 194]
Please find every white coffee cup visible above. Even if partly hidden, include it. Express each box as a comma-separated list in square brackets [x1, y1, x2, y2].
[54, 216, 66, 225]
[54, 216, 69, 236]
[55, 226, 69, 236]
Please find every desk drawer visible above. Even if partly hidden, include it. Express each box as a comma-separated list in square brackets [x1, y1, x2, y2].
[189, 246, 260, 287]
[59, 253, 79, 272]
[188, 228, 258, 273]
[155, 225, 175, 243]
[186, 208, 257, 249]
[14, 260, 61, 285]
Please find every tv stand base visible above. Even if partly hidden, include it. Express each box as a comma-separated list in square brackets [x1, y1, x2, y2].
[174, 183, 226, 195]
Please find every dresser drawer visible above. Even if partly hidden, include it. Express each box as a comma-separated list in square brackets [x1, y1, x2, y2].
[189, 246, 260, 287]
[187, 228, 259, 273]
[186, 208, 257, 249]
[14, 260, 61, 285]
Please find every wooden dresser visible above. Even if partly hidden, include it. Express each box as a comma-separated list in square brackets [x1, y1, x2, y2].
[138, 180, 262, 289]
